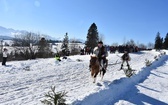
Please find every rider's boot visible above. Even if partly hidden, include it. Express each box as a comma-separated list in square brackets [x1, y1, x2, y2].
[120, 64, 123, 70]
[127, 64, 131, 69]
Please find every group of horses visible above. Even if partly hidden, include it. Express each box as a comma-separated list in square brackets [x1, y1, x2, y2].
[89, 56, 108, 83]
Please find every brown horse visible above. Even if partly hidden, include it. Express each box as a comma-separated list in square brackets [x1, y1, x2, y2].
[90, 56, 100, 83]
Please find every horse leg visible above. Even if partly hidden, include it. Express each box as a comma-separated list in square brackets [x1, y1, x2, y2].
[91, 69, 96, 83]
[93, 73, 96, 83]
[91, 70, 94, 77]
[93, 71, 100, 83]
[93, 77, 96, 83]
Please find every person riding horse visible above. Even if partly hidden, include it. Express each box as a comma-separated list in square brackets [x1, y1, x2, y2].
[91, 41, 108, 75]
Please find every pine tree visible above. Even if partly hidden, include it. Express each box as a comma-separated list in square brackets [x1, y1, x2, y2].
[85, 23, 99, 49]
[41, 86, 67, 105]
[163, 33, 168, 49]
[61, 33, 69, 56]
[154, 32, 163, 50]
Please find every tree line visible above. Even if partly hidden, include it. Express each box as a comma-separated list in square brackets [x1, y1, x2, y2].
[0, 32, 53, 61]
[85, 23, 168, 53]
[85, 23, 147, 54]
[1, 23, 167, 61]
[0, 31, 84, 61]
[154, 32, 168, 50]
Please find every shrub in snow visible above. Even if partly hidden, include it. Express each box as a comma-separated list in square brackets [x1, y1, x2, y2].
[160, 51, 166, 55]
[41, 86, 67, 105]
[163, 52, 166, 55]
[24, 66, 30, 71]
[145, 59, 152, 66]
[154, 55, 158, 61]
[76, 59, 83, 62]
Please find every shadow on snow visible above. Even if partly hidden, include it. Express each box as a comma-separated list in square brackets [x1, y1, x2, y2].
[72, 55, 168, 105]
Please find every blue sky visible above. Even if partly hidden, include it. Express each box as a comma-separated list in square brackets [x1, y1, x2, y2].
[0, 0, 168, 45]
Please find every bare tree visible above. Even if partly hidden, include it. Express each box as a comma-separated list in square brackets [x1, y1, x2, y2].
[0, 39, 3, 61]
[147, 42, 154, 49]
[12, 32, 40, 60]
[13, 32, 40, 46]
[99, 33, 105, 42]
[123, 37, 126, 45]
[126, 39, 136, 46]
[0, 39, 3, 54]
[138, 43, 147, 49]
[111, 42, 118, 46]
[70, 38, 81, 55]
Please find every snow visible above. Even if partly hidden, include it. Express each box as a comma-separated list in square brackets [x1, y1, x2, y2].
[0, 50, 168, 105]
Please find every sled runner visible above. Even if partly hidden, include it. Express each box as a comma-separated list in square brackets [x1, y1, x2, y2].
[119, 68, 136, 77]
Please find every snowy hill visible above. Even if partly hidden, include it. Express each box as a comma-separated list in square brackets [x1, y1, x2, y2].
[0, 26, 85, 43]
[0, 50, 168, 105]
[0, 26, 27, 37]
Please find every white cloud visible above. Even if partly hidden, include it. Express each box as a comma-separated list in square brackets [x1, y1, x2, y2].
[34, 0, 40, 7]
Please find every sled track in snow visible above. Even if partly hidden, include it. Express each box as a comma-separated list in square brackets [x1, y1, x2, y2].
[72, 54, 168, 105]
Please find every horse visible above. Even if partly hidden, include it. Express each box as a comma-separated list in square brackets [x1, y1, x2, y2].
[89, 56, 100, 83]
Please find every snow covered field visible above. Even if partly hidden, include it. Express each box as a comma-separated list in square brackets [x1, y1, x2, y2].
[0, 50, 168, 105]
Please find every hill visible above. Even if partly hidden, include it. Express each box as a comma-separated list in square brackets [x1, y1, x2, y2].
[0, 26, 27, 37]
[0, 50, 168, 105]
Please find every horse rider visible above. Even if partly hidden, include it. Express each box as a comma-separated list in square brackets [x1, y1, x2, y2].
[120, 50, 131, 69]
[91, 41, 108, 74]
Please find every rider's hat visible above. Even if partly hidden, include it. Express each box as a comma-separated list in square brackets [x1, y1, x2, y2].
[98, 41, 103, 44]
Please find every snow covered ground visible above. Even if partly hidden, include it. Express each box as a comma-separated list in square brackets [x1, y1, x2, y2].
[0, 50, 168, 105]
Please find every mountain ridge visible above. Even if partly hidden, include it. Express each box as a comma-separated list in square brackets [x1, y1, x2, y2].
[0, 26, 85, 43]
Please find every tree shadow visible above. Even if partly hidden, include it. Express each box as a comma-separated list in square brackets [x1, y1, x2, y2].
[110, 55, 168, 105]
[108, 77, 168, 105]
[138, 84, 161, 92]
[155, 71, 168, 75]
[151, 72, 165, 78]
[72, 55, 168, 105]
[111, 85, 168, 105]
[131, 51, 146, 55]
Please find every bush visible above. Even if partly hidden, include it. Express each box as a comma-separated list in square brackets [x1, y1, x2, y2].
[145, 59, 152, 66]
[41, 86, 67, 105]
[154, 55, 158, 61]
